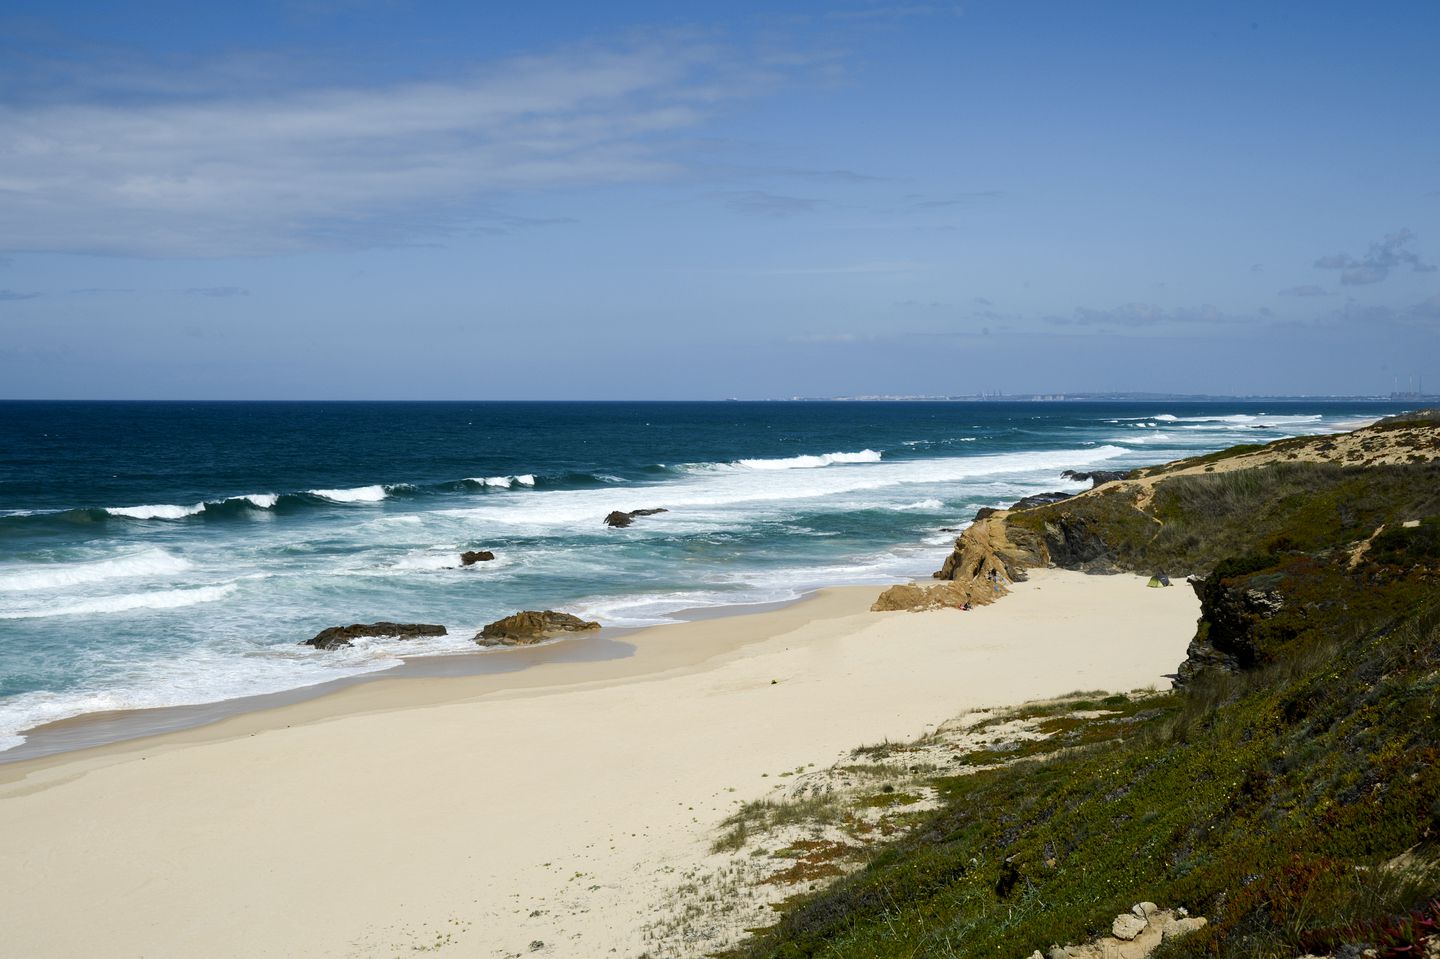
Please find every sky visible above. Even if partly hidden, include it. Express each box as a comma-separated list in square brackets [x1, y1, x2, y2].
[1, 0, 1437, 399]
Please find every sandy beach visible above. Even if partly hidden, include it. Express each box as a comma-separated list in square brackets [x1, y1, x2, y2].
[0, 569, 1198, 958]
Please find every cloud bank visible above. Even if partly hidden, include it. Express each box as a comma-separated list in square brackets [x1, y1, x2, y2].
[0, 37, 792, 258]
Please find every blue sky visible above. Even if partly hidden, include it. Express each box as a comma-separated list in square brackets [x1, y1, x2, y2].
[1, 1, 1437, 399]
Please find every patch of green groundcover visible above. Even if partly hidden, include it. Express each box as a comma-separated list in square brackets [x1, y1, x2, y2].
[724, 445, 1440, 959]
[724, 598, 1440, 959]
[1008, 461, 1440, 576]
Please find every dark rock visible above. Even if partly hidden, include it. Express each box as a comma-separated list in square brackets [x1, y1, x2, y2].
[459, 550, 495, 565]
[939, 526, 961, 532]
[1176, 565, 1288, 683]
[1009, 491, 1073, 512]
[995, 857, 1021, 898]
[304, 622, 447, 651]
[1061, 469, 1129, 488]
[1035, 515, 1122, 572]
[972, 506, 1000, 521]
[604, 508, 669, 528]
[476, 610, 601, 647]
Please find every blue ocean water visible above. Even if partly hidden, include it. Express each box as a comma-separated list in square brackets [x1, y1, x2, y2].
[0, 400, 1409, 751]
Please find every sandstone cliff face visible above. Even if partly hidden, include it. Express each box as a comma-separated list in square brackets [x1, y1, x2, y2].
[872, 516, 1048, 612]
[932, 514, 1048, 583]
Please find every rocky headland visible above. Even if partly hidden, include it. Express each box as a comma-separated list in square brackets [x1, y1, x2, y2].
[726, 411, 1440, 959]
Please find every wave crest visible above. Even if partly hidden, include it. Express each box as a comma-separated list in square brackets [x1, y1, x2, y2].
[309, 485, 390, 503]
[106, 502, 206, 520]
[464, 474, 537, 490]
[736, 449, 882, 470]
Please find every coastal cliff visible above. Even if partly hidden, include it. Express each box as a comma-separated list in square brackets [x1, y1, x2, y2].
[728, 412, 1440, 959]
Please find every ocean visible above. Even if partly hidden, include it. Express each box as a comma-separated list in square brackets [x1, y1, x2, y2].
[0, 399, 1408, 753]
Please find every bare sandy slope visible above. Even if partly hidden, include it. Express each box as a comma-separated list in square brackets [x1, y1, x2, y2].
[0, 570, 1197, 959]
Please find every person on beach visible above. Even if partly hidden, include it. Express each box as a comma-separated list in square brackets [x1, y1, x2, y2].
[988, 568, 1000, 594]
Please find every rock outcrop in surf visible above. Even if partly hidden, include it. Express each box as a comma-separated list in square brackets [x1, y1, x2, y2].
[475, 610, 601, 646]
[459, 550, 495, 565]
[604, 508, 668, 528]
[304, 622, 447, 650]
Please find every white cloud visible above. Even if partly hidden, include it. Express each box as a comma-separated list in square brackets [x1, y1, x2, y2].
[0, 38, 789, 257]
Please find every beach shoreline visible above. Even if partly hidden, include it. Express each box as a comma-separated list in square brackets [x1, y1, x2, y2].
[0, 588, 867, 765]
[0, 567, 1200, 958]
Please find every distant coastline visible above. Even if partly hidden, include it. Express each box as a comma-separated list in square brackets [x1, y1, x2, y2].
[784, 391, 1440, 402]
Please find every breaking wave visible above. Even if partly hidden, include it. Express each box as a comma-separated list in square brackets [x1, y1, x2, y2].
[736, 449, 883, 470]
[309, 485, 391, 503]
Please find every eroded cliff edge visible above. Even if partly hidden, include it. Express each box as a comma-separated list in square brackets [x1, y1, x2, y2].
[881, 410, 1440, 684]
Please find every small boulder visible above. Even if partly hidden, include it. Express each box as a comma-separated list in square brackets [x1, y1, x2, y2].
[1160, 916, 1207, 941]
[1111, 913, 1147, 941]
[476, 610, 601, 647]
[1048, 947, 1069, 959]
[304, 622, 447, 651]
[1132, 901, 1159, 919]
[459, 550, 495, 565]
[604, 508, 668, 528]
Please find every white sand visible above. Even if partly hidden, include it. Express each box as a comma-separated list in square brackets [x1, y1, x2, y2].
[0, 569, 1197, 958]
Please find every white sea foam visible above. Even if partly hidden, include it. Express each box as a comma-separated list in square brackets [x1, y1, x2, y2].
[106, 502, 206, 520]
[1157, 413, 1324, 426]
[103, 493, 279, 519]
[391, 550, 467, 571]
[467, 474, 537, 489]
[0, 548, 192, 592]
[310, 485, 389, 503]
[0, 583, 237, 619]
[901, 437, 978, 447]
[0, 640, 406, 753]
[734, 449, 883, 470]
[676, 449, 885, 473]
[569, 543, 940, 628]
[891, 498, 946, 511]
[439, 445, 1131, 531]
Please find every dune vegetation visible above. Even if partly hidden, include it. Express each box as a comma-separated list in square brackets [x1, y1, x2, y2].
[720, 413, 1440, 959]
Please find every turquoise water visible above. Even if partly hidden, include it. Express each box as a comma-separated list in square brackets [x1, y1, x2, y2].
[0, 400, 1408, 751]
